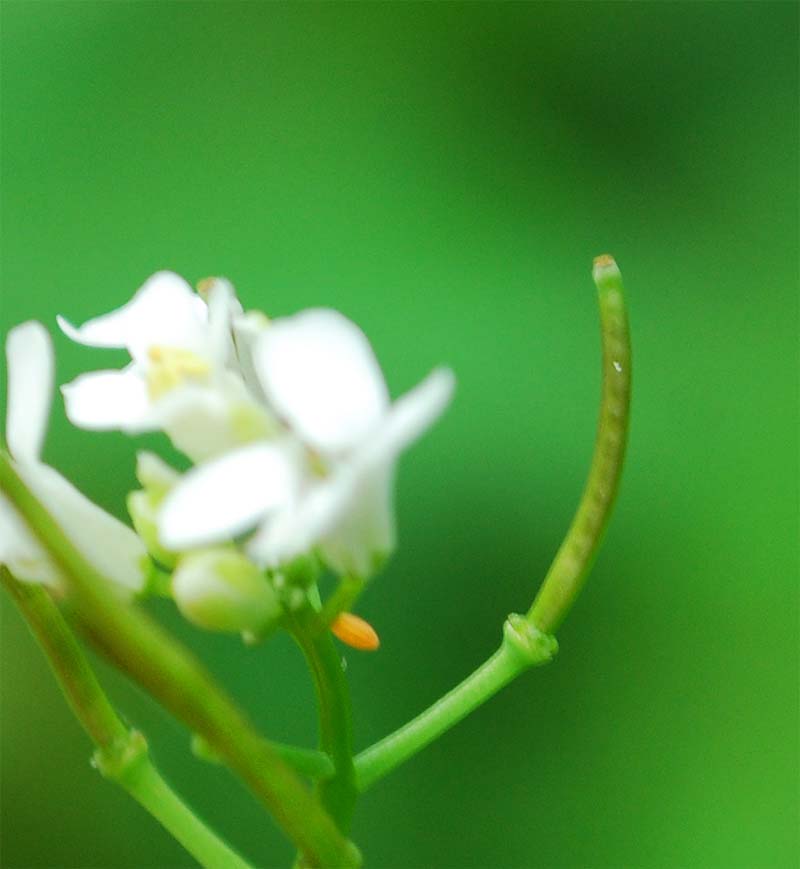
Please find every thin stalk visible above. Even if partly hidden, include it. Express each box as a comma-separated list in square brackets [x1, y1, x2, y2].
[353, 255, 632, 789]
[192, 733, 335, 781]
[0, 455, 360, 869]
[270, 743, 336, 780]
[355, 616, 557, 791]
[289, 606, 358, 832]
[1, 569, 252, 869]
[318, 576, 364, 628]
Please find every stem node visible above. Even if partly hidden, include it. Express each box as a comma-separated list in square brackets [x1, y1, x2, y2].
[502, 614, 558, 669]
[93, 729, 149, 784]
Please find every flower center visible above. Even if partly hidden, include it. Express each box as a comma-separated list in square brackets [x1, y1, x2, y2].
[146, 346, 211, 399]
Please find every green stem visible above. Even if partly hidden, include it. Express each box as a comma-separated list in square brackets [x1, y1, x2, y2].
[192, 733, 335, 781]
[527, 255, 632, 633]
[0, 456, 360, 869]
[118, 759, 253, 868]
[354, 615, 557, 790]
[354, 255, 631, 789]
[1, 569, 252, 869]
[318, 576, 364, 627]
[289, 607, 357, 832]
[270, 743, 336, 781]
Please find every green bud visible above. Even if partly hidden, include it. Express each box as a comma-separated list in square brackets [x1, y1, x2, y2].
[172, 548, 282, 634]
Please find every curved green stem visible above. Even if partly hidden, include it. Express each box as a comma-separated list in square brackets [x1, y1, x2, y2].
[0, 455, 360, 869]
[353, 255, 632, 788]
[1, 569, 253, 869]
[289, 606, 357, 832]
[527, 255, 631, 633]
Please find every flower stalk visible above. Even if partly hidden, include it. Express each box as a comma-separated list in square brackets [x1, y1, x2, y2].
[354, 616, 557, 791]
[289, 604, 358, 832]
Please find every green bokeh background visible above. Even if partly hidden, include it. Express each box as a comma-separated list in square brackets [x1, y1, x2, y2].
[1, 3, 797, 867]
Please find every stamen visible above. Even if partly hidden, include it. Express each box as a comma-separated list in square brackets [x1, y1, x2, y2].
[146, 346, 211, 399]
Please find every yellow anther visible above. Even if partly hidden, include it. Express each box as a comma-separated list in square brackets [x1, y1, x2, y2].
[146, 345, 211, 399]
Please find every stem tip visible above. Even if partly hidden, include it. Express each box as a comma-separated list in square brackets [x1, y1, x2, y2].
[592, 254, 621, 290]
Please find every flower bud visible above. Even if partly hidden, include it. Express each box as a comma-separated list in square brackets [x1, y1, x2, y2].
[172, 548, 281, 634]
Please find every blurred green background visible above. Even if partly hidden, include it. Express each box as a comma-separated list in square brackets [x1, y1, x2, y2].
[1, 3, 797, 867]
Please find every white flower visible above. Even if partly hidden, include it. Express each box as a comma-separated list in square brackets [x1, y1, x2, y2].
[159, 309, 454, 578]
[0, 322, 146, 592]
[58, 271, 273, 462]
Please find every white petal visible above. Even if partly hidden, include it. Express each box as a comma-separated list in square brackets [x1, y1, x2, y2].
[152, 379, 272, 463]
[254, 309, 389, 455]
[206, 278, 242, 368]
[6, 322, 54, 463]
[0, 492, 61, 587]
[319, 466, 395, 578]
[17, 462, 146, 592]
[249, 462, 395, 578]
[364, 367, 455, 467]
[153, 385, 235, 462]
[58, 271, 208, 364]
[247, 474, 349, 568]
[232, 311, 270, 401]
[61, 367, 157, 432]
[158, 440, 302, 550]
[248, 370, 454, 573]
[320, 369, 453, 574]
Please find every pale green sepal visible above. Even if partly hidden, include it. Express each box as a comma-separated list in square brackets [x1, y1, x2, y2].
[128, 490, 178, 568]
[135, 451, 180, 499]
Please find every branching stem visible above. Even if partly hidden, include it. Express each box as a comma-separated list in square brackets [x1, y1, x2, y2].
[1, 568, 253, 869]
[353, 256, 632, 789]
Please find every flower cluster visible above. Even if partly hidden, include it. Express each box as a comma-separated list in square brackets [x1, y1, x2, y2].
[2, 272, 454, 641]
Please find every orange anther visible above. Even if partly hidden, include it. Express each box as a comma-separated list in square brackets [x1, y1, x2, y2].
[330, 612, 380, 652]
